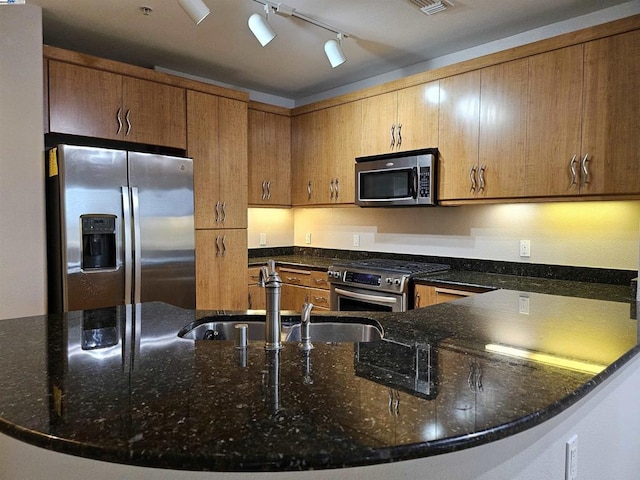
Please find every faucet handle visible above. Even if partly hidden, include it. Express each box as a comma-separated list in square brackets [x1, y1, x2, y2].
[267, 259, 276, 274]
[299, 302, 314, 351]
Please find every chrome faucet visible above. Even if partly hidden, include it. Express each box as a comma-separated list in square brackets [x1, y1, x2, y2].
[299, 302, 314, 351]
[258, 260, 282, 350]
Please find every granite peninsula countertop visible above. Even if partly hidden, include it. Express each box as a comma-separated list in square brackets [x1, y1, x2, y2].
[0, 286, 638, 472]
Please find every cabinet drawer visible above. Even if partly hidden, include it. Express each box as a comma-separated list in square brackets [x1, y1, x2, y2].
[309, 270, 330, 290]
[306, 287, 330, 310]
[278, 267, 313, 287]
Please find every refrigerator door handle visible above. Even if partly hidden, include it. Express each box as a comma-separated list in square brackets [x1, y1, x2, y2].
[131, 186, 142, 304]
[122, 186, 133, 305]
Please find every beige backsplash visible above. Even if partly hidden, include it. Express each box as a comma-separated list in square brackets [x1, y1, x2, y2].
[249, 201, 640, 271]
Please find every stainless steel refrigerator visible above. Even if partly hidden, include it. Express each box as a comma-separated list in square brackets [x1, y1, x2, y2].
[46, 144, 195, 313]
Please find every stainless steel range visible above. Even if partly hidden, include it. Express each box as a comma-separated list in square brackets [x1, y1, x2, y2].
[328, 259, 449, 312]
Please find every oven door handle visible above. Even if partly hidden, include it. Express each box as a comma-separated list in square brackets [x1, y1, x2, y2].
[333, 287, 398, 305]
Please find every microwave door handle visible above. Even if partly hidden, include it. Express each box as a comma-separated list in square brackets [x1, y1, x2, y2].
[410, 167, 418, 199]
[333, 287, 398, 305]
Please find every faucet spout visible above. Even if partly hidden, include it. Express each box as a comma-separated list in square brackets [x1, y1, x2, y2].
[299, 302, 314, 351]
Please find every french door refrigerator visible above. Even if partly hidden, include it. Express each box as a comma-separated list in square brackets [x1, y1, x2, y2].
[46, 144, 195, 313]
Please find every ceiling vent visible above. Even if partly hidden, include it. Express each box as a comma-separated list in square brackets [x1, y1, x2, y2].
[408, 0, 453, 15]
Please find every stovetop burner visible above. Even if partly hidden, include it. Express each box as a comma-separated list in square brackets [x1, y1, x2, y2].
[331, 258, 450, 276]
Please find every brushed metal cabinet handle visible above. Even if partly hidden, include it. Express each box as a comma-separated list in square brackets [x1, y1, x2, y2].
[397, 124, 402, 149]
[478, 165, 486, 192]
[569, 154, 578, 188]
[330, 179, 334, 199]
[335, 178, 339, 200]
[414, 291, 421, 309]
[214, 200, 220, 224]
[221, 201, 227, 224]
[222, 235, 227, 257]
[215, 235, 221, 257]
[307, 180, 312, 200]
[125, 109, 131, 136]
[262, 180, 266, 200]
[469, 166, 477, 192]
[580, 154, 590, 188]
[390, 124, 395, 149]
[266, 180, 271, 200]
[116, 108, 123, 135]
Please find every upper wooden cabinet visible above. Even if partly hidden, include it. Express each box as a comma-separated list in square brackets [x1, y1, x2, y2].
[581, 29, 640, 196]
[524, 45, 584, 198]
[438, 71, 480, 201]
[292, 101, 362, 205]
[248, 108, 291, 206]
[187, 91, 248, 230]
[360, 82, 439, 157]
[478, 58, 528, 199]
[48, 60, 186, 149]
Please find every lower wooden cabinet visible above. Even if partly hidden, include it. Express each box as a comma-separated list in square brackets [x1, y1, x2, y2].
[195, 229, 248, 310]
[278, 266, 330, 311]
[413, 284, 489, 308]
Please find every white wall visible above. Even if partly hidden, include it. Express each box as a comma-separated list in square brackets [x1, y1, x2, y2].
[0, 4, 46, 319]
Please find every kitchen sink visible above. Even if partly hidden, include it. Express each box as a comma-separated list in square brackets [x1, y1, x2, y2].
[178, 315, 383, 343]
[285, 322, 383, 343]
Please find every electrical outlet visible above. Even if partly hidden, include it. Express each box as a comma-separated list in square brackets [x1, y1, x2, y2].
[520, 239, 531, 258]
[518, 295, 530, 315]
[259, 233, 267, 246]
[305, 233, 311, 244]
[353, 234, 360, 247]
[565, 434, 578, 480]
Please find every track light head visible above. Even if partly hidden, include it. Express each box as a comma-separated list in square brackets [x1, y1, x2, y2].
[324, 33, 347, 68]
[178, 0, 210, 25]
[248, 5, 277, 47]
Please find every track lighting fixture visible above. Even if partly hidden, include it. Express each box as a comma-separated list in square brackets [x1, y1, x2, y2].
[248, 0, 349, 67]
[248, 4, 277, 47]
[178, 0, 210, 25]
[324, 33, 346, 68]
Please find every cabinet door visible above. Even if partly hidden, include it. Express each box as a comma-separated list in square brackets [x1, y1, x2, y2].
[582, 29, 640, 195]
[396, 82, 439, 152]
[188, 92, 247, 230]
[48, 60, 123, 140]
[122, 77, 186, 149]
[438, 71, 481, 201]
[188, 91, 219, 229]
[218, 97, 248, 229]
[360, 92, 398, 157]
[195, 230, 247, 310]
[479, 59, 528, 199]
[281, 284, 311, 311]
[291, 109, 328, 205]
[327, 101, 361, 204]
[248, 110, 291, 205]
[525, 45, 584, 197]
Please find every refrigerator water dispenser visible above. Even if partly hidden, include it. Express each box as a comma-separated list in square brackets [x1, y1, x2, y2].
[81, 215, 116, 270]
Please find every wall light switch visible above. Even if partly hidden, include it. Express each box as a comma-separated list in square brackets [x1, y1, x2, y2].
[353, 234, 360, 247]
[520, 239, 531, 258]
[305, 233, 311, 244]
[259, 233, 267, 246]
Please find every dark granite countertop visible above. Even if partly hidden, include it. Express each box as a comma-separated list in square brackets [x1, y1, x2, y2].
[0, 288, 638, 472]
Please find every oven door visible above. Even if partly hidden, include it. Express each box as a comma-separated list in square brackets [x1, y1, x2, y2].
[331, 285, 406, 312]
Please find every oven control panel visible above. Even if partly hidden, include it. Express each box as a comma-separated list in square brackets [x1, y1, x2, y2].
[327, 268, 407, 294]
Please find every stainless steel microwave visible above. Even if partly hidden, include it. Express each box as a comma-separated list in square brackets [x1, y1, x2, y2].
[355, 148, 437, 206]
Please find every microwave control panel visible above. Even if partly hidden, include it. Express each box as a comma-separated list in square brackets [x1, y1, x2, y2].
[418, 166, 431, 198]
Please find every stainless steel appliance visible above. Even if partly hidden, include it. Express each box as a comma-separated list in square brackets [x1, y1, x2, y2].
[46, 144, 195, 313]
[328, 259, 449, 312]
[355, 148, 437, 207]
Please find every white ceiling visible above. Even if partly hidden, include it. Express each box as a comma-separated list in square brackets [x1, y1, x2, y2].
[30, 0, 634, 101]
